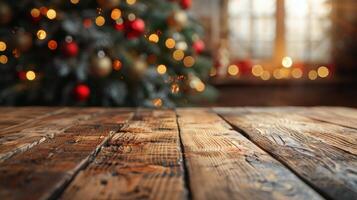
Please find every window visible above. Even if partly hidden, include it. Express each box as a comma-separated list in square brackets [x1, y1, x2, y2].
[228, 0, 276, 59]
[193, 0, 333, 63]
[285, 0, 332, 62]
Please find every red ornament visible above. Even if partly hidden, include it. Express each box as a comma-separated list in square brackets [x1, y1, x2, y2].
[74, 84, 90, 101]
[180, 0, 192, 9]
[125, 19, 145, 39]
[114, 22, 125, 31]
[193, 40, 205, 54]
[62, 41, 79, 57]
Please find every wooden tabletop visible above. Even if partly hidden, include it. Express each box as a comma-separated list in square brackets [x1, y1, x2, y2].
[0, 107, 356, 200]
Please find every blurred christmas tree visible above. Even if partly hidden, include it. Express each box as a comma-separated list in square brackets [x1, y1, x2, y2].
[0, 0, 216, 107]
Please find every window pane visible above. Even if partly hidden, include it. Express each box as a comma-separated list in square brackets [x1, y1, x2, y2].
[285, 0, 331, 62]
[229, 0, 276, 59]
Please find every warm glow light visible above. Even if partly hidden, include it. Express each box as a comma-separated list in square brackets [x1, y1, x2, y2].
[173, 50, 184, 61]
[157, 64, 167, 74]
[148, 34, 159, 43]
[273, 69, 282, 79]
[46, 9, 57, 20]
[183, 56, 195, 67]
[252, 65, 263, 77]
[128, 13, 136, 21]
[317, 66, 329, 78]
[26, 70, 36, 81]
[30, 8, 41, 18]
[228, 64, 239, 76]
[292, 68, 303, 79]
[165, 38, 176, 49]
[113, 60, 122, 71]
[126, 0, 137, 5]
[70, 0, 80, 4]
[282, 56, 293, 68]
[111, 9, 121, 20]
[261, 71, 271, 80]
[48, 40, 58, 50]
[195, 82, 205, 92]
[308, 70, 318, 80]
[0, 55, 8, 64]
[95, 16, 105, 26]
[152, 98, 162, 107]
[171, 84, 180, 94]
[0, 41, 6, 51]
[37, 30, 47, 40]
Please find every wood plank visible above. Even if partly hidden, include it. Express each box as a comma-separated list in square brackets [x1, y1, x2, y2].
[0, 109, 133, 200]
[177, 108, 322, 200]
[0, 107, 60, 129]
[217, 108, 357, 200]
[300, 107, 357, 130]
[0, 108, 102, 162]
[61, 109, 187, 200]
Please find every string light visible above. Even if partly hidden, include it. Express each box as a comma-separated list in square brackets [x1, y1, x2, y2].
[148, 34, 159, 43]
[228, 64, 239, 76]
[173, 50, 184, 61]
[282, 56, 293, 68]
[308, 70, 318, 80]
[26, 70, 36, 81]
[195, 82, 205, 92]
[165, 38, 176, 49]
[48, 40, 58, 50]
[126, 0, 137, 5]
[46, 9, 57, 20]
[113, 60, 122, 71]
[317, 66, 329, 78]
[291, 68, 303, 79]
[0, 55, 8, 64]
[111, 9, 121, 20]
[157, 64, 167, 75]
[30, 8, 41, 18]
[152, 98, 162, 107]
[70, 0, 80, 4]
[95, 16, 105, 26]
[171, 84, 180, 94]
[183, 56, 195, 67]
[261, 71, 271, 80]
[37, 29, 47, 40]
[0, 41, 6, 51]
[128, 13, 136, 21]
[252, 65, 263, 77]
[273, 69, 283, 79]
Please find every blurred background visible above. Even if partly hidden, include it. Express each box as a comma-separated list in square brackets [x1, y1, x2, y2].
[0, 0, 356, 107]
[192, 0, 357, 107]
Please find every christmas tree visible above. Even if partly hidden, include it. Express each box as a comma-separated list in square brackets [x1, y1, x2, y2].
[0, 0, 216, 107]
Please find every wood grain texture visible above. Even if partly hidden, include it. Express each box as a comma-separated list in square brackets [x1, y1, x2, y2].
[0, 107, 60, 130]
[177, 108, 322, 200]
[300, 107, 357, 130]
[217, 108, 357, 200]
[61, 109, 187, 200]
[0, 109, 133, 200]
[0, 108, 102, 162]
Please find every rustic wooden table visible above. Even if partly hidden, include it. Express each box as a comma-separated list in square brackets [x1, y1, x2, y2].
[0, 107, 356, 200]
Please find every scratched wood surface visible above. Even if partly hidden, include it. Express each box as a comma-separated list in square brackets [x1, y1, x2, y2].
[0, 107, 356, 200]
[216, 107, 357, 200]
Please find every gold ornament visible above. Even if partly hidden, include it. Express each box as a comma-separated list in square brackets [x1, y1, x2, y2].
[0, 2, 12, 24]
[90, 54, 112, 77]
[14, 31, 33, 52]
[167, 10, 188, 30]
[97, 0, 121, 9]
